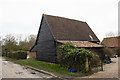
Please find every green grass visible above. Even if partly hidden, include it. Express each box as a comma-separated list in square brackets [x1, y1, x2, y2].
[12, 50, 26, 53]
[3, 57, 93, 77]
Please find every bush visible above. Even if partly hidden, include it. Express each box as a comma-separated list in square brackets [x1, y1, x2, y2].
[103, 48, 113, 57]
[90, 55, 101, 67]
[6, 50, 27, 59]
[57, 43, 94, 72]
[116, 48, 120, 57]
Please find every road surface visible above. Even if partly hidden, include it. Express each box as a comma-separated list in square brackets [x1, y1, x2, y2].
[0, 57, 53, 78]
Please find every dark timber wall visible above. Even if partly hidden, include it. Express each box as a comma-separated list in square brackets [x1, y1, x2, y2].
[78, 47, 105, 60]
[87, 47, 104, 58]
[36, 16, 57, 63]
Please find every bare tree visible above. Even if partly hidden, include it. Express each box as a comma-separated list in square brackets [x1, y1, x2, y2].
[105, 32, 115, 37]
[18, 34, 36, 51]
[28, 34, 36, 50]
[2, 34, 18, 52]
[2, 34, 36, 53]
[19, 38, 28, 50]
[16, 34, 23, 45]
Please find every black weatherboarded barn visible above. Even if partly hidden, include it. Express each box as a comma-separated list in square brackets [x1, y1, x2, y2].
[30, 14, 101, 63]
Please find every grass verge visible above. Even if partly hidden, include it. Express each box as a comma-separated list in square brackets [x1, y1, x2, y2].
[3, 57, 93, 77]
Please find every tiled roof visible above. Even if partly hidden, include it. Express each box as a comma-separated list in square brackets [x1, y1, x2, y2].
[102, 36, 120, 47]
[57, 40, 103, 47]
[44, 14, 100, 42]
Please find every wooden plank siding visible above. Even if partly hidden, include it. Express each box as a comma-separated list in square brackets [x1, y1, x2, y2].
[35, 16, 57, 63]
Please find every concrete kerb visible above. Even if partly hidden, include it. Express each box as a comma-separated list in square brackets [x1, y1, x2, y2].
[25, 65, 59, 78]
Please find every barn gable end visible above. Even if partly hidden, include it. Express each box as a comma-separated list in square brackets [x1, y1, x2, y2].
[31, 15, 57, 63]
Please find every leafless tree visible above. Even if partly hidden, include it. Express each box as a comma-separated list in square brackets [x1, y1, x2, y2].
[2, 34, 18, 52]
[105, 32, 115, 37]
[2, 34, 36, 53]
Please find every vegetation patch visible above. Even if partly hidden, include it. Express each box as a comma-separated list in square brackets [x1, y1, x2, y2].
[6, 50, 27, 59]
[12, 50, 26, 53]
[57, 43, 96, 72]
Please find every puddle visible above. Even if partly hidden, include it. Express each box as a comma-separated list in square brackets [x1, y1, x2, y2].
[15, 72, 23, 74]
[2, 59, 8, 61]
[2, 61, 8, 63]
[31, 72, 36, 74]
[1, 58, 9, 63]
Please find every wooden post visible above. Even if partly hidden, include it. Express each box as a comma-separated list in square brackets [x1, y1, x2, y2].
[101, 59, 103, 71]
[86, 57, 89, 72]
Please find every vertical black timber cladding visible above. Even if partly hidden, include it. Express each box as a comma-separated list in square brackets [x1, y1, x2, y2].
[36, 16, 56, 63]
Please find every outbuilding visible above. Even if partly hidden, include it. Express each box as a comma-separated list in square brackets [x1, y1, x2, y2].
[30, 14, 103, 63]
[102, 36, 120, 56]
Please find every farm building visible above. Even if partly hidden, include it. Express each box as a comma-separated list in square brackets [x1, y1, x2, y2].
[29, 14, 103, 63]
[102, 36, 120, 56]
[102, 36, 120, 47]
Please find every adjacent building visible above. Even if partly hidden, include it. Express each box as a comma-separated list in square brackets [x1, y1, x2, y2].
[102, 36, 120, 55]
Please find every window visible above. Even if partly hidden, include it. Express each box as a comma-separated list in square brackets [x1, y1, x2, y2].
[89, 35, 94, 41]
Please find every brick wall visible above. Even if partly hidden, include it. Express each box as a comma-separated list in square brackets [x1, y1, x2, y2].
[29, 52, 36, 59]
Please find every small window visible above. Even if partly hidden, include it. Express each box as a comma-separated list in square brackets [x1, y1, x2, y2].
[89, 35, 94, 41]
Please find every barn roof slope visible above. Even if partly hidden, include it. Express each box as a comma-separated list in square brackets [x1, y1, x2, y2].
[44, 14, 99, 42]
[102, 36, 120, 47]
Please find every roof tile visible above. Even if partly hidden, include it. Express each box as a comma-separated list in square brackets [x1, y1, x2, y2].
[57, 40, 103, 47]
[44, 14, 99, 42]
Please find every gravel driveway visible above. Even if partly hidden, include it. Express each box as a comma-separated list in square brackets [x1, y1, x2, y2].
[80, 57, 119, 78]
[0, 57, 53, 78]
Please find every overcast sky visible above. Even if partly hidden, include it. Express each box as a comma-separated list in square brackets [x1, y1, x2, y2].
[0, 0, 119, 41]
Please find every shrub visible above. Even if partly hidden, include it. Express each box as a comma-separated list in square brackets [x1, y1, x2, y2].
[6, 50, 27, 59]
[90, 54, 101, 67]
[57, 43, 94, 72]
[57, 43, 75, 68]
[116, 48, 120, 57]
[103, 47, 113, 57]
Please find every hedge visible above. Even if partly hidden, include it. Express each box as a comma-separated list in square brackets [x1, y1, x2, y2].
[6, 50, 27, 59]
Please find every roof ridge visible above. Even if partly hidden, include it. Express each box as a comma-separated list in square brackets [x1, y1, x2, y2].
[57, 40, 90, 42]
[44, 14, 86, 23]
[104, 36, 120, 39]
